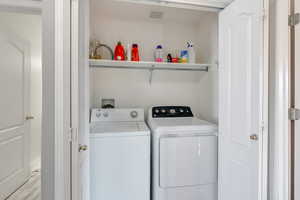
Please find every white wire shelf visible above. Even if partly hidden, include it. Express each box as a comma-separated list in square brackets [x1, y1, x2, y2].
[89, 59, 216, 84]
[89, 59, 213, 71]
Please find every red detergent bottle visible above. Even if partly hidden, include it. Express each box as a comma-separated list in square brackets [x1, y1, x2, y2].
[131, 44, 140, 61]
[114, 41, 125, 61]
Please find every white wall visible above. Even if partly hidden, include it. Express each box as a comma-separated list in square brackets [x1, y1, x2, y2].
[90, 0, 218, 122]
[0, 12, 42, 170]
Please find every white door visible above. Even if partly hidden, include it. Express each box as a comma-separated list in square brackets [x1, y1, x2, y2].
[0, 29, 31, 199]
[71, 0, 90, 199]
[219, 0, 267, 199]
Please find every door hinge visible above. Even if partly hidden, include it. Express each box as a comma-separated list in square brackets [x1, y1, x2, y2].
[289, 13, 300, 26]
[261, 121, 265, 133]
[289, 108, 300, 121]
[261, 9, 267, 21]
[69, 127, 73, 142]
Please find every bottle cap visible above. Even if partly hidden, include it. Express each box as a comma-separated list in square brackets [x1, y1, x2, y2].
[156, 45, 162, 49]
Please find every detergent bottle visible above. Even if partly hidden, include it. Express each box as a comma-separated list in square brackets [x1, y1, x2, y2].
[131, 44, 140, 61]
[114, 41, 125, 61]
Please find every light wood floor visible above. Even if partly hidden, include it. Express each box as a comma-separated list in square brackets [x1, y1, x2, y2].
[6, 171, 41, 200]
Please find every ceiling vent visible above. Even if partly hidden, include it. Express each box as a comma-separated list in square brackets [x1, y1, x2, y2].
[149, 11, 164, 19]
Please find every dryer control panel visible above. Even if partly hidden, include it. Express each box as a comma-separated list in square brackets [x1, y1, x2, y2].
[152, 106, 193, 118]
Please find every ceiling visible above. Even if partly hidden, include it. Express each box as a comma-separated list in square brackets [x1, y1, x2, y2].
[112, 0, 235, 11]
[91, 0, 219, 24]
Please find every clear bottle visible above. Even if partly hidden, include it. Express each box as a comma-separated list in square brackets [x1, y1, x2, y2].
[187, 42, 196, 64]
[154, 45, 164, 62]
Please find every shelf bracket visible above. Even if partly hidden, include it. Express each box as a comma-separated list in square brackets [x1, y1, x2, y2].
[149, 65, 155, 84]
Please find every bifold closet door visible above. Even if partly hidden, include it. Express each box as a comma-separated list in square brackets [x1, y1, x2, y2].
[0, 29, 31, 199]
[219, 0, 267, 200]
[71, 0, 90, 199]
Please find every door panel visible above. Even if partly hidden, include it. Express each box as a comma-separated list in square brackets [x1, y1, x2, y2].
[219, 0, 264, 199]
[159, 136, 217, 188]
[0, 40, 24, 130]
[0, 30, 30, 199]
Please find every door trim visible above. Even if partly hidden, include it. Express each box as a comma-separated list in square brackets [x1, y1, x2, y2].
[289, 0, 297, 199]
[268, 0, 290, 199]
[43, 0, 71, 199]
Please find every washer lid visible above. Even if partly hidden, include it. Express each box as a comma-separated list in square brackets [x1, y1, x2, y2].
[90, 121, 150, 137]
[147, 117, 217, 133]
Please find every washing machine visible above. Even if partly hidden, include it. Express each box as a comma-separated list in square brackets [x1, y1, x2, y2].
[90, 108, 150, 200]
[147, 106, 218, 200]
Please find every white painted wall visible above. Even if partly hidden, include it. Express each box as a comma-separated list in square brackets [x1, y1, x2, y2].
[0, 12, 42, 170]
[90, 0, 218, 122]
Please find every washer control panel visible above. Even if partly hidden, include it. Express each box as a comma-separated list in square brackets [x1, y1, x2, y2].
[152, 106, 193, 118]
[91, 108, 144, 122]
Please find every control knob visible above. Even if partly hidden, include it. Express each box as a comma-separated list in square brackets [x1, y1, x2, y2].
[130, 111, 138, 118]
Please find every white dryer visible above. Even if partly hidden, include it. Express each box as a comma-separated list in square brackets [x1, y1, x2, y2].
[147, 106, 218, 200]
[90, 108, 150, 200]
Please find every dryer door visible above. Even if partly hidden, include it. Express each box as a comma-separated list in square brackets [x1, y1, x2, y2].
[159, 135, 217, 188]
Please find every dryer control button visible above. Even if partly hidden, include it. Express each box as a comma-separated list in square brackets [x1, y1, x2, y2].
[170, 109, 176, 114]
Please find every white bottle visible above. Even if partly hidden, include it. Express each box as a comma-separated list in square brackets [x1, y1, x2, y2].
[187, 42, 195, 64]
[127, 43, 131, 61]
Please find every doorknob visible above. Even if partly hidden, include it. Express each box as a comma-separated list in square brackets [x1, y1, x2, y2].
[26, 116, 34, 120]
[250, 134, 259, 141]
[79, 145, 88, 152]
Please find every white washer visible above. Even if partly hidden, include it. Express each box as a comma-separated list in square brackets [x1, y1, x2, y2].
[147, 106, 218, 200]
[90, 108, 150, 200]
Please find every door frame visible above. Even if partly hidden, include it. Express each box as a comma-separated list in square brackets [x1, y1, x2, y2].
[42, 0, 71, 200]
[268, 0, 290, 200]
[0, 0, 72, 200]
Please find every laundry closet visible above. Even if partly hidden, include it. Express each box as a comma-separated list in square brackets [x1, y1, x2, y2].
[89, 0, 218, 122]
[74, 0, 269, 200]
